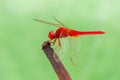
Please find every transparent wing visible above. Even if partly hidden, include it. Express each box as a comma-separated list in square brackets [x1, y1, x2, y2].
[54, 38, 70, 60]
[52, 17, 66, 27]
[34, 17, 67, 28]
[68, 37, 81, 64]
[34, 19, 60, 27]
[53, 37, 81, 64]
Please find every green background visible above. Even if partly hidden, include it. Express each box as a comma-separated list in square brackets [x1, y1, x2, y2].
[0, 0, 120, 80]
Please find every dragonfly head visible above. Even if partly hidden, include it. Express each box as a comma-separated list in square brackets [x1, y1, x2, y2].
[48, 31, 56, 40]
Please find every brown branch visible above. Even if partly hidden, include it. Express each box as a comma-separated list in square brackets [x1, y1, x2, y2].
[42, 41, 72, 80]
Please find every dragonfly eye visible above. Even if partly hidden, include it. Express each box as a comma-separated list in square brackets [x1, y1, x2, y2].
[48, 31, 56, 40]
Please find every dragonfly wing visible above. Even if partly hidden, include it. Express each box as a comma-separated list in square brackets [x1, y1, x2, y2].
[52, 17, 66, 27]
[68, 36, 81, 64]
[53, 38, 69, 59]
[34, 19, 61, 27]
[53, 36, 81, 64]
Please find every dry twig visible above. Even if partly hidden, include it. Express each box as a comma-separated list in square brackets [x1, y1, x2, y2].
[42, 41, 72, 80]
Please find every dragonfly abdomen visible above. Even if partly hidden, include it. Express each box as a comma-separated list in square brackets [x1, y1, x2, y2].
[69, 30, 105, 36]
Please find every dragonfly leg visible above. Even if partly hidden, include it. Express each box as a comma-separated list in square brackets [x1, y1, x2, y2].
[53, 38, 62, 60]
[49, 38, 61, 51]
[49, 38, 57, 46]
[53, 38, 61, 51]
[58, 38, 61, 48]
[53, 30, 64, 53]
[53, 29, 63, 50]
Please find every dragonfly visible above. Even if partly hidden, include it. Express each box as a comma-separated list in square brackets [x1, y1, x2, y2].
[35, 17, 105, 63]
[34, 17, 105, 48]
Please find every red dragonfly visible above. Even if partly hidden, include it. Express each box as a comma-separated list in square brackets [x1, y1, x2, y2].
[34, 17, 105, 48]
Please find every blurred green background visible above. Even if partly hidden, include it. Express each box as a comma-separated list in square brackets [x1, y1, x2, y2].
[0, 0, 120, 80]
